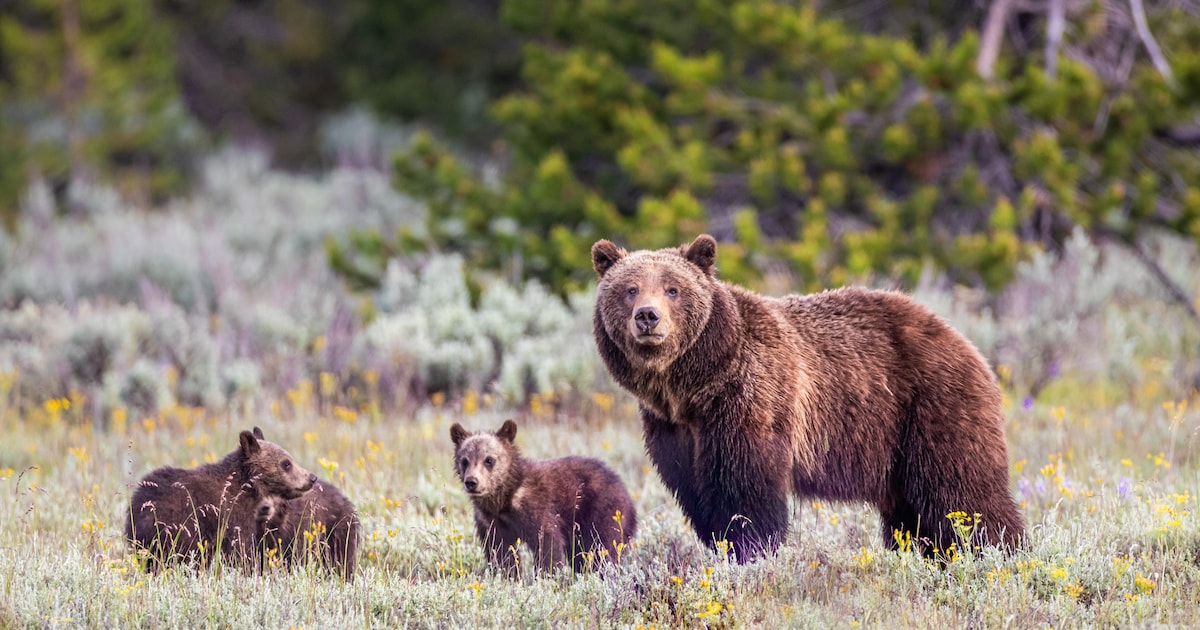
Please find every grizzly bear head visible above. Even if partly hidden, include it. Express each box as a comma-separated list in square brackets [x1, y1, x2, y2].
[449, 420, 520, 499]
[240, 427, 318, 500]
[591, 234, 718, 372]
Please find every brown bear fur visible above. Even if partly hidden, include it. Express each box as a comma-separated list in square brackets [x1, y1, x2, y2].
[125, 427, 317, 571]
[254, 479, 359, 581]
[450, 420, 637, 574]
[591, 234, 1024, 561]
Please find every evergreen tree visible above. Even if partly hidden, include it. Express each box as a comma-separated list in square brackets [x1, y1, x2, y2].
[357, 0, 1200, 296]
[339, 0, 522, 143]
[0, 0, 195, 208]
[156, 0, 353, 167]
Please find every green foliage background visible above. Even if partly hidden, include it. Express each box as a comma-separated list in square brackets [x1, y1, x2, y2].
[0, 0, 191, 214]
[2, 0, 1199, 294]
[374, 0, 1200, 293]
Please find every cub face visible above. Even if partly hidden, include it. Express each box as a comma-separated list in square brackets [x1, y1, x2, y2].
[240, 427, 317, 500]
[256, 495, 288, 529]
[591, 234, 718, 372]
[449, 420, 517, 498]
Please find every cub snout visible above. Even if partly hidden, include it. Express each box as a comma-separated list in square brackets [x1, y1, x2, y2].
[302, 473, 317, 491]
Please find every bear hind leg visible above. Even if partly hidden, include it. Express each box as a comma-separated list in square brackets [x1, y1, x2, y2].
[899, 454, 1024, 555]
[878, 492, 923, 553]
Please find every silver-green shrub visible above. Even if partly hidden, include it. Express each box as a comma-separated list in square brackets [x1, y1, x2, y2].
[0, 148, 429, 414]
[914, 228, 1200, 398]
[363, 255, 498, 395]
[2, 146, 1196, 414]
[113, 359, 173, 417]
[362, 255, 611, 402]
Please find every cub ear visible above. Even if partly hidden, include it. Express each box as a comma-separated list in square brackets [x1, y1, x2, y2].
[684, 234, 717, 276]
[450, 423, 469, 446]
[592, 239, 626, 278]
[239, 430, 261, 457]
[252, 426, 265, 440]
[497, 419, 518, 443]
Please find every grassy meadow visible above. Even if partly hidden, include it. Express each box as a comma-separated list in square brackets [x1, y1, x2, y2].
[1, 382, 1199, 628]
[1, 153, 1199, 628]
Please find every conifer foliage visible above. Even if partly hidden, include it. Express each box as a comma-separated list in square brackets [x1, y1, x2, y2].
[374, 0, 1200, 293]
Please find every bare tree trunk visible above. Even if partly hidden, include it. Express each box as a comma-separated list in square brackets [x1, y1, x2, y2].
[1129, 0, 1175, 87]
[977, 0, 1013, 80]
[1096, 228, 1200, 324]
[60, 0, 86, 191]
[1157, 123, 1200, 146]
[1045, 0, 1065, 78]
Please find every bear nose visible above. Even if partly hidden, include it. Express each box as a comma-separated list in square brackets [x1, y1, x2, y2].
[464, 477, 478, 492]
[634, 306, 660, 332]
[308, 473, 318, 484]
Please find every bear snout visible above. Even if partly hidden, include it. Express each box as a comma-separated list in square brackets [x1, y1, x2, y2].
[464, 477, 479, 493]
[634, 306, 661, 333]
[288, 473, 316, 497]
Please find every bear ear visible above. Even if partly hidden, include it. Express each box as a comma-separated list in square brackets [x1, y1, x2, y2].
[252, 426, 265, 440]
[450, 423, 469, 446]
[684, 234, 717, 276]
[239, 430, 261, 457]
[591, 239, 626, 278]
[497, 419, 518, 443]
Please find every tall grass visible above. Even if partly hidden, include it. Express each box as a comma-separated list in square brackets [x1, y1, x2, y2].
[2, 390, 1198, 627]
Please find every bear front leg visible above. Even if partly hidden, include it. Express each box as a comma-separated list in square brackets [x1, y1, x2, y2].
[223, 524, 258, 573]
[534, 530, 569, 574]
[693, 426, 791, 563]
[327, 516, 358, 581]
[475, 518, 522, 578]
[642, 408, 706, 532]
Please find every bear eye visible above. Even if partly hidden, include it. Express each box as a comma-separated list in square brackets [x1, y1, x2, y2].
[666, 287, 679, 298]
[281, 460, 292, 472]
[460, 457, 469, 470]
[484, 457, 495, 469]
[626, 286, 638, 297]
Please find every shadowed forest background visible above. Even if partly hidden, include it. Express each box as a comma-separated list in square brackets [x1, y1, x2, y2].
[2, 1, 1200, 627]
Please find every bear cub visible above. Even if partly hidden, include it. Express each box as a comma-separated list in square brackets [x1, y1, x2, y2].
[126, 427, 316, 571]
[450, 420, 637, 574]
[255, 478, 359, 581]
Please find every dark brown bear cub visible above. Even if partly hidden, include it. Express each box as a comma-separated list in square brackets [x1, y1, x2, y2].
[592, 234, 1024, 562]
[450, 420, 637, 574]
[126, 427, 316, 571]
[255, 479, 359, 581]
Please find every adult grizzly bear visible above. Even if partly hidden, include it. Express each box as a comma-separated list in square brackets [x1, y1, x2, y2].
[255, 479, 359, 581]
[592, 234, 1023, 561]
[126, 427, 317, 571]
[450, 420, 637, 574]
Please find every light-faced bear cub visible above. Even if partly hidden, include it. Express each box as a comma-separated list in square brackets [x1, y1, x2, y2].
[450, 420, 637, 575]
